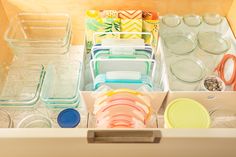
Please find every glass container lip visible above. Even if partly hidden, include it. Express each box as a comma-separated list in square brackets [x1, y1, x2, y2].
[197, 31, 231, 55]
[203, 13, 223, 25]
[163, 31, 197, 55]
[0, 109, 14, 128]
[0, 65, 45, 107]
[183, 14, 202, 27]
[162, 14, 181, 27]
[17, 114, 53, 128]
[11, 30, 72, 55]
[170, 58, 206, 83]
[4, 12, 71, 44]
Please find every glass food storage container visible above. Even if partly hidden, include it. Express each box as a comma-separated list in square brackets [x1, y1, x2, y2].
[41, 61, 82, 108]
[4, 13, 72, 55]
[17, 114, 52, 128]
[0, 63, 45, 107]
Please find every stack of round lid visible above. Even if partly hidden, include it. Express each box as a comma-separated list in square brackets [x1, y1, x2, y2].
[93, 89, 152, 128]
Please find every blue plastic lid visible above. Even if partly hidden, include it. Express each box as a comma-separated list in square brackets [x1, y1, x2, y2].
[57, 108, 80, 128]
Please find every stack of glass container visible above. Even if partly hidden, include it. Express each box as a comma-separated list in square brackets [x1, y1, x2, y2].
[5, 13, 72, 54]
[2, 13, 81, 109]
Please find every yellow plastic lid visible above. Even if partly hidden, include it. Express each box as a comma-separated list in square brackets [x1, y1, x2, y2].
[164, 98, 211, 128]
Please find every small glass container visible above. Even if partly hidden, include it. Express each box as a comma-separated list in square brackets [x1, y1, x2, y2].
[183, 14, 202, 27]
[4, 13, 72, 55]
[170, 58, 206, 83]
[163, 31, 197, 55]
[41, 61, 82, 108]
[0, 109, 14, 128]
[17, 114, 52, 128]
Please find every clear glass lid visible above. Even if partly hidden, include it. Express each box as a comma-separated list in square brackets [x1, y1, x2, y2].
[170, 58, 206, 82]
[183, 14, 202, 27]
[162, 14, 181, 27]
[203, 13, 222, 25]
[197, 31, 230, 55]
[163, 31, 197, 55]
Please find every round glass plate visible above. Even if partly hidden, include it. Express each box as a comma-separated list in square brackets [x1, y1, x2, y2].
[203, 13, 222, 25]
[198, 31, 230, 55]
[163, 31, 197, 55]
[162, 14, 181, 27]
[170, 58, 206, 82]
[183, 14, 202, 27]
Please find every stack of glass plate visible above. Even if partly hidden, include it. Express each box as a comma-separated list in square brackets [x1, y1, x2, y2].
[4, 13, 72, 54]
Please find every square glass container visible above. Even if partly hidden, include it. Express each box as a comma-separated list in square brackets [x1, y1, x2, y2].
[41, 61, 82, 108]
[0, 64, 45, 107]
[4, 13, 72, 54]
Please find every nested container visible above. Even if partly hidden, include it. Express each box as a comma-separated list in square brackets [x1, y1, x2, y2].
[0, 63, 45, 107]
[4, 13, 72, 55]
[41, 60, 82, 108]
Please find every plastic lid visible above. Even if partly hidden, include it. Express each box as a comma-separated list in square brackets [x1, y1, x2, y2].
[164, 98, 211, 128]
[57, 108, 80, 128]
[170, 58, 206, 82]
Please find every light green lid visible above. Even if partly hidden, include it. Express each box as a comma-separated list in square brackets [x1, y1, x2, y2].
[164, 98, 211, 128]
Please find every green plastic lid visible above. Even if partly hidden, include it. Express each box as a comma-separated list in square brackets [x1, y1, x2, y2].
[164, 98, 211, 128]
